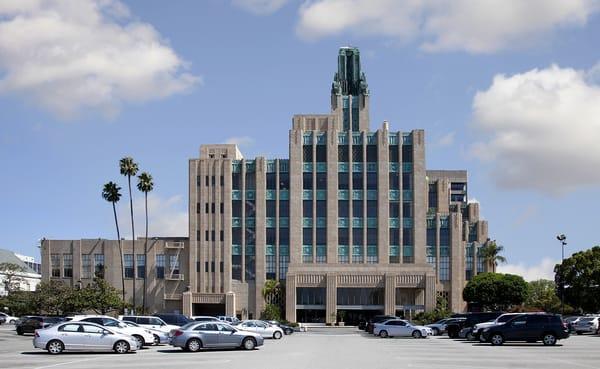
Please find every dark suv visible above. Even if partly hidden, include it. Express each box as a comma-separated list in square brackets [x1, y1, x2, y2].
[153, 313, 192, 327]
[366, 315, 399, 334]
[16, 316, 64, 335]
[481, 313, 569, 346]
[446, 312, 503, 338]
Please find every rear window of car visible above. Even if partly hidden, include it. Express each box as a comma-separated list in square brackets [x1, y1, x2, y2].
[579, 317, 594, 322]
[122, 316, 137, 323]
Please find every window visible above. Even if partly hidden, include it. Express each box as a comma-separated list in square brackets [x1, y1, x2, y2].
[338, 145, 349, 162]
[389, 173, 399, 190]
[81, 254, 91, 279]
[389, 202, 399, 218]
[352, 145, 363, 162]
[296, 287, 325, 305]
[402, 145, 413, 162]
[389, 229, 400, 245]
[338, 246, 349, 264]
[232, 228, 242, 244]
[266, 173, 276, 189]
[232, 255, 242, 281]
[316, 173, 327, 189]
[367, 200, 377, 218]
[137, 254, 145, 279]
[279, 172, 289, 190]
[232, 200, 242, 217]
[303, 228, 313, 245]
[169, 255, 180, 276]
[232, 173, 241, 190]
[339, 200, 349, 217]
[440, 228, 450, 246]
[303, 172, 313, 189]
[367, 228, 377, 245]
[303, 145, 313, 162]
[156, 254, 165, 279]
[366, 145, 377, 162]
[403, 228, 413, 245]
[403, 202, 412, 218]
[352, 200, 363, 218]
[279, 200, 289, 217]
[439, 255, 450, 281]
[211, 203, 215, 213]
[339, 228, 349, 245]
[205, 176, 209, 186]
[279, 227, 289, 245]
[402, 172, 412, 190]
[316, 200, 326, 218]
[63, 254, 72, 278]
[279, 254, 289, 280]
[220, 203, 224, 213]
[303, 200, 312, 218]
[316, 145, 326, 162]
[266, 255, 276, 280]
[220, 175, 224, 186]
[245, 254, 256, 281]
[451, 182, 466, 191]
[352, 228, 363, 245]
[246, 228, 256, 245]
[51, 253, 60, 277]
[316, 228, 326, 245]
[367, 172, 377, 190]
[211, 176, 215, 186]
[82, 325, 104, 334]
[245, 200, 256, 218]
[338, 172, 349, 189]
[205, 230, 209, 241]
[94, 254, 104, 278]
[389, 145, 399, 162]
[220, 230, 224, 241]
[266, 228, 276, 244]
[124, 254, 134, 278]
[427, 228, 436, 246]
[352, 172, 363, 189]
[245, 172, 255, 189]
[428, 183, 438, 208]
[205, 203, 209, 214]
[59, 324, 81, 332]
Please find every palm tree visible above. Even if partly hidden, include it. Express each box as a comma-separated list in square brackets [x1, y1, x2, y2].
[479, 240, 507, 272]
[102, 182, 125, 303]
[137, 172, 153, 313]
[120, 157, 139, 311]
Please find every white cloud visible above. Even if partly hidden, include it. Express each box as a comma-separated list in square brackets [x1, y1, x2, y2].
[497, 257, 558, 281]
[0, 0, 200, 119]
[296, 0, 600, 53]
[470, 63, 600, 194]
[436, 131, 455, 147]
[225, 136, 255, 147]
[118, 193, 187, 238]
[232, 0, 289, 15]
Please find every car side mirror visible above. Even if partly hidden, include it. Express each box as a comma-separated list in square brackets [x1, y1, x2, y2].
[102, 330, 110, 335]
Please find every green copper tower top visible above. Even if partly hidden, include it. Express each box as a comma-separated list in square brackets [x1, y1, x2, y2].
[331, 47, 370, 132]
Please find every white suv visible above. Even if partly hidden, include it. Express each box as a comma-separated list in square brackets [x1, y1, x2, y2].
[119, 315, 179, 334]
[70, 315, 155, 347]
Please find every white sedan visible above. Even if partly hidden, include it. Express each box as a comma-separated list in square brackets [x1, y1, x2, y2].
[373, 319, 433, 338]
[0, 312, 18, 324]
[237, 320, 284, 339]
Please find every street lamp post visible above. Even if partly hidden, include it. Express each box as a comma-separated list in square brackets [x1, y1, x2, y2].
[556, 234, 567, 315]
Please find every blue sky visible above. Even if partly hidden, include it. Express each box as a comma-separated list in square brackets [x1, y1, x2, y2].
[1, 0, 599, 280]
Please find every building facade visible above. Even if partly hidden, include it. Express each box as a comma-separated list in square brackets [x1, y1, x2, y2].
[0, 248, 42, 296]
[41, 47, 491, 321]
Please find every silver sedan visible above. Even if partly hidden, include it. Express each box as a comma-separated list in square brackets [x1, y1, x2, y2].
[373, 319, 433, 338]
[170, 321, 264, 352]
[33, 322, 139, 354]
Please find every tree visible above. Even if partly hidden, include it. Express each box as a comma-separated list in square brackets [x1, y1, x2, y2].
[555, 246, 600, 313]
[36, 280, 71, 315]
[463, 273, 528, 311]
[137, 171, 153, 313]
[413, 296, 452, 325]
[102, 181, 125, 302]
[120, 157, 139, 310]
[479, 240, 507, 272]
[525, 279, 562, 313]
[0, 262, 26, 295]
[260, 304, 281, 321]
[80, 278, 123, 314]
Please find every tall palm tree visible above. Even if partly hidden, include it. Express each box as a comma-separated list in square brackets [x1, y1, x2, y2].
[102, 182, 125, 303]
[480, 240, 507, 272]
[120, 157, 139, 311]
[137, 172, 153, 313]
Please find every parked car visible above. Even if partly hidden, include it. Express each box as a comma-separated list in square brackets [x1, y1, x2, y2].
[170, 321, 264, 351]
[480, 313, 569, 346]
[33, 321, 139, 354]
[0, 312, 18, 324]
[0, 316, 5, 324]
[572, 316, 600, 335]
[563, 316, 581, 333]
[16, 316, 64, 335]
[217, 315, 240, 324]
[426, 318, 465, 336]
[190, 316, 221, 322]
[373, 319, 433, 338]
[121, 320, 169, 345]
[366, 315, 399, 334]
[237, 320, 284, 339]
[471, 313, 525, 341]
[265, 320, 294, 335]
[153, 313, 192, 327]
[119, 315, 179, 333]
[446, 312, 503, 338]
[70, 315, 155, 347]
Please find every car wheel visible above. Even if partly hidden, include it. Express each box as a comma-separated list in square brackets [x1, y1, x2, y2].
[412, 330, 422, 339]
[9, 319, 16, 324]
[432, 327, 439, 336]
[242, 337, 256, 350]
[542, 333, 557, 346]
[273, 331, 282, 339]
[285, 328, 293, 335]
[113, 340, 130, 354]
[47, 340, 64, 355]
[490, 333, 504, 346]
[16, 328, 23, 336]
[132, 335, 145, 347]
[153, 334, 160, 345]
[186, 338, 202, 352]
[379, 330, 389, 338]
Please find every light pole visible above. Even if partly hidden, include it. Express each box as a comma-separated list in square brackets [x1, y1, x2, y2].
[556, 234, 567, 315]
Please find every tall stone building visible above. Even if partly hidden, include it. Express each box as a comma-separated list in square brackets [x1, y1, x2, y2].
[41, 47, 490, 322]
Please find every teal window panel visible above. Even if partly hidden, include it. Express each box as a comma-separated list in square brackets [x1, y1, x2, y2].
[352, 217, 363, 228]
[338, 217, 349, 227]
[402, 163, 413, 173]
[366, 163, 378, 172]
[316, 133, 326, 145]
[316, 217, 327, 228]
[389, 162, 400, 172]
[389, 245, 400, 256]
[389, 190, 400, 201]
[303, 190, 313, 200]
[316, 245, 327, 256]
[338, 245, 349, 256]
[232, 161, 242, 173]
[403, 218, 413, 228]
[279, 160, 289, 172]
[367, 133, 377, 144]
[245, 218, 255, 228]
[352, 132, 362, 145]
[338, 162, 349, 172]
[279, 245, 289, 256]
[266, 245, 276, 256]
[352, 190, 363, 200]
[265, 190, 276, 200]
[245, 161, 255, 172]
[352, 246, 363, 256]
[367, 245, 378, 256]
[366, 218, 378, 228]
[388, 133, 399, 145]
[366, 190, 377, 200]
[303, 218, 313, 227]
[338, 132, 348, 145]
[402, 133, 412, 145]
[338, 190, 349, 200]
[403, 245, 413, 257]
[389, 218, 400, 228]
[266, 160, 276, 173]
[352, 163, 363, 172]
[279, 217, 289, 228]
[316, 163, 327, 172]
[246, 190, 256, 200]
[302, 245, 313, 256]
[279, 190, 289, 200]
[440, 217, 449, 229]
[232, 217, 242, 227]
[440, 246, 450, 257]
[303, 132, 313, 145]
[232, 245, 242, 256]
[403, 190, 413, 201]
[426, 217, 436, 229]
[246, 245, 255, 256]
[315, 190, 327, 200]
[232, 190, 242, 200]
[303, 163, 313, 172]
[266, 217, 276, 228]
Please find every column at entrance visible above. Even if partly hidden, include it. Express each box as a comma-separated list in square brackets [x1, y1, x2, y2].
[384, 274, 396, 315]
[182, 291, 192, 317]
[425, 275, 436, 312]
[285, 274, 297, 322]
[325, 274, 337, 324]
[225, 292, 236, 316]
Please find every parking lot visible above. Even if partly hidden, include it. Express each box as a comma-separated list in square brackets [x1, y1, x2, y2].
[1, 324, 599, 369]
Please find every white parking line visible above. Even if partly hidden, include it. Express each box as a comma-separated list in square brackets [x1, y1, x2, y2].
[33, 358, 96, 369]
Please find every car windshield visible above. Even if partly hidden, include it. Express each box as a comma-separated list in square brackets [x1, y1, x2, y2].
[45, 317, 62, 323]
[433, 319, 446, 324]
[497, 315, 517, 323]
